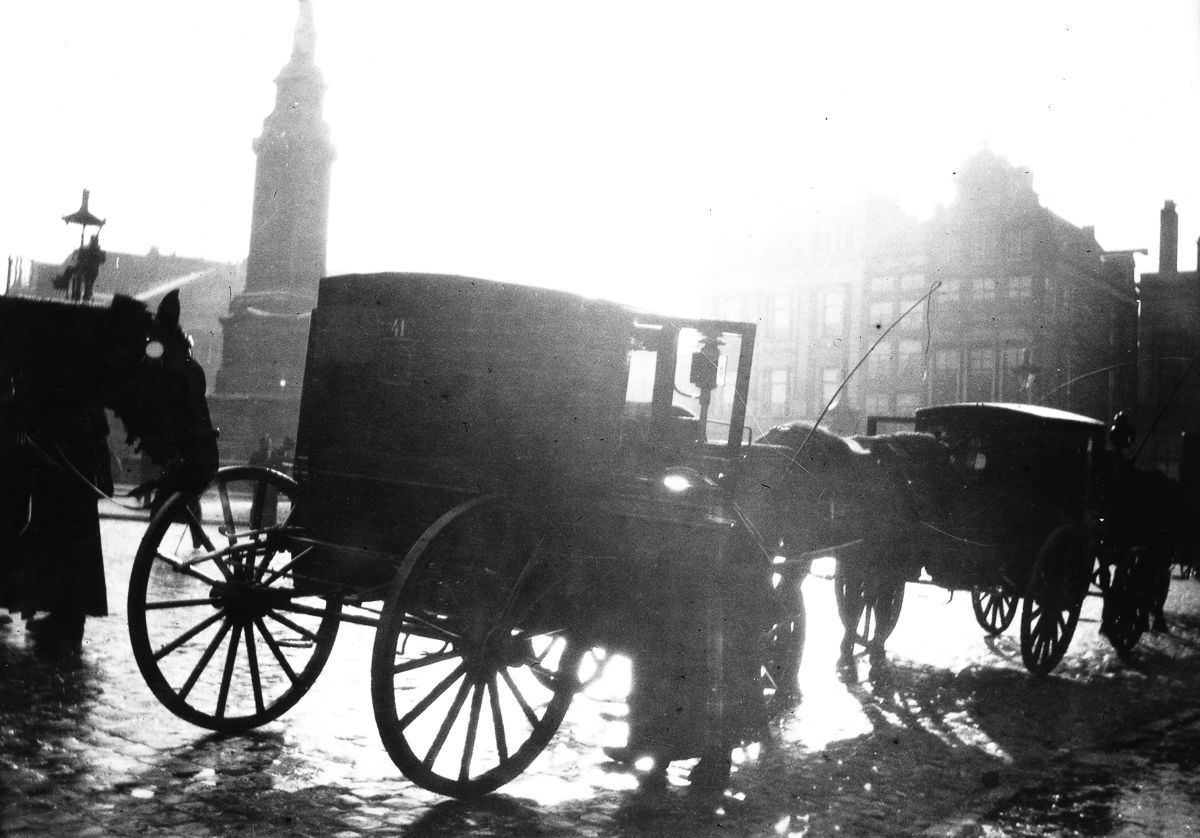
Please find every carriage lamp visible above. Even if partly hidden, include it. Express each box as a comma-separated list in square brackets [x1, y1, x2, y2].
[145, 340, 164, 359]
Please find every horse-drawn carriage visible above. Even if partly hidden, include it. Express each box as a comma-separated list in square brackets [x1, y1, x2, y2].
[828, 402, 1183, 675]
[126, 273, 807, 797]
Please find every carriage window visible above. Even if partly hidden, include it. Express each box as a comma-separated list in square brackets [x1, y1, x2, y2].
[625, 347, 657, 405]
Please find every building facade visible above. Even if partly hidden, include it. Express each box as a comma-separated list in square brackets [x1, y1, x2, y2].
[1135, 200, 1200, 475]
[209, 0, 334, 462]
[708, 150, 1139, 436]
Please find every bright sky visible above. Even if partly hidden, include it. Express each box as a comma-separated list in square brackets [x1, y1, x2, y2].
[2, 2, 1198, 313]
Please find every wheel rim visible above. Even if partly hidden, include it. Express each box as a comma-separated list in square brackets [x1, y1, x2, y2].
[1102, 552, 1150, 656]
[1020, 528, 1091, 676]
[371, 498, 579, 798]
[971, 588, 1018, 635]
[128, 467, 340, 731]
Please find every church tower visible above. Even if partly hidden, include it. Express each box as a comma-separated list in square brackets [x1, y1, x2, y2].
[210, 0, 334, 460]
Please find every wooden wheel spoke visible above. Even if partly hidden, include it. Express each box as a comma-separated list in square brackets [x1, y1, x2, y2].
[178, 619, 234, 700]
[245, 622, 265, 715]
[145, 597, 221, 610]
[153, 609, 227, 662]
[460, 682, 487, 781]
[215, 623, 243, 719]
[253, 616, 299, 684]
[400, 611, 462, 644]
[156, 550, 224, 587]
[259, 547, 311, 586]
[182, 504, 217, 553]
[250, 483, 268, 531]
[392, 647, 460, 675]
[499, 666, 541, 727]
[265, 609, 320, 643]
[398, 663, 466, 730]
[218, 481, 236, 543]
[424, 677, 473, 769]
[487, 675, 509, 762]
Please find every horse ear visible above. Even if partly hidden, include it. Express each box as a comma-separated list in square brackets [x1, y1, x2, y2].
[156, 290, 181, 330]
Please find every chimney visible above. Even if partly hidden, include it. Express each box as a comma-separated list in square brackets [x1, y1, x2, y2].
[1160, 200, 1178, 274]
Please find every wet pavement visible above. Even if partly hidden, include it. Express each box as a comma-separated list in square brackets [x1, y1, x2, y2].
[3, 514, 1200, 837]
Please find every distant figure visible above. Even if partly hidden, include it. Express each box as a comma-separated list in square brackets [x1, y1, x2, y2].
[249, 435, 273, 467]
[270, 436, 295, 472]
[77, 234, 106, 302]
[53, 235, 107, 302]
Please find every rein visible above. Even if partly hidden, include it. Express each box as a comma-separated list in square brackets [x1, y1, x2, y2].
[21, 432, 148, 511]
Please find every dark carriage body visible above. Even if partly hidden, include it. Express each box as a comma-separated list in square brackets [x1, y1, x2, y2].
[127, 271, 800, 796]
[289, 272, 757, 602]
[912, 402, 1106, 588]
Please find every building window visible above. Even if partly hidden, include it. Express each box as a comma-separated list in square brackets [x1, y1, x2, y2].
[868, 300, 893, 328]
[972, 278, 997, 302]
[865, 392, 891, 415]
[823, 290, 845, 335]
[897, 299, 921, 327]
[932, 349, 960, 404]
[939, 280, 961, 303]
[896, 392, 922, 414]
[769, 369, 789, 408]
[1006, 276, 1033, 299]
[967, 347, 995, 401]
[898, 339, 923, 377]
[821, 366, 843, 408]
[1001, 346, 1030, 401]
[900, 273, 926, 292]
[867, 342, 894, 380]
[870, 276, 895, 293]
[770, 294, 791, 334]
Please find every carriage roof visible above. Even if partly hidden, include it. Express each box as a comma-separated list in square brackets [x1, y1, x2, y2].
[915, 402, 1104, 440]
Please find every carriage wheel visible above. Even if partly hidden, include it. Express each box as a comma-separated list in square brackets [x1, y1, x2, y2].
[371, 496, 582, 798]
[1019, 526, 1092, 676]
[971, 588, 1019, 635]
[835, 566, 905, 658]
[1100, 550, 1154, 657]
[761, 572, 805, 715]
[128, 466, 341, 732]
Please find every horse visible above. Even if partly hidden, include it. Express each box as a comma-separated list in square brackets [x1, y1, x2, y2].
[1101, 463, 1188, 643]
[738, 419, 956, 662]
[0, 290, 218, 653]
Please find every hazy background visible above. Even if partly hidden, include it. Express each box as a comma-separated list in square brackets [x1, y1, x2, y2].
[2, 1, 1198, 312]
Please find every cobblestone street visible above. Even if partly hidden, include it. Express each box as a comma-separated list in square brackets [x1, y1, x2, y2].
[4, 513, 1200, 837]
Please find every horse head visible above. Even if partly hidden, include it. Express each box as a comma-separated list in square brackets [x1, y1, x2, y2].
[107, 291, 219, 497]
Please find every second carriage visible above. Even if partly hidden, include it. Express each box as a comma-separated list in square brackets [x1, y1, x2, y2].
[835, 402, 1181, 675]
[126, 272, 807, 797]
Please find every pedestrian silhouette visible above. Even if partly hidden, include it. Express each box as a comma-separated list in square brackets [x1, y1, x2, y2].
[78, 234, 106, 301]
[249, 435, 273, 468]
[52, 234, 107, 302]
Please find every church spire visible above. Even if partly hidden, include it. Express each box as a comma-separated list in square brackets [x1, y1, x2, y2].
[279, 0, 320, 83]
